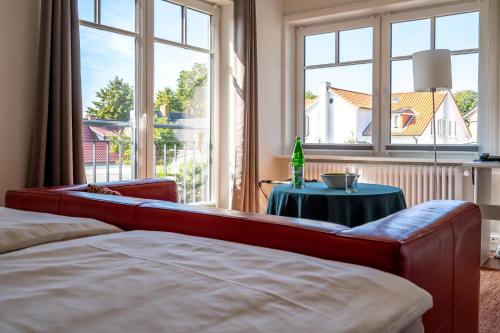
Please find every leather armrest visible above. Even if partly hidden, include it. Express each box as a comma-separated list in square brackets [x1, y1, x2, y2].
[340, 200, 481, 332]
[48, 179, 178, 203]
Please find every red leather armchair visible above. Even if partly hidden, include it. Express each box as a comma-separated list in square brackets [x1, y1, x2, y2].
[5, 179, 481, 333]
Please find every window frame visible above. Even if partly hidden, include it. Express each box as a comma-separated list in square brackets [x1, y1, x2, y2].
[296, 17, 381, 151]
[79, 0, 220, 203]
[79, 0, 141, 181]
[381, 2, 481, 152]
[294, 1, 483, 154]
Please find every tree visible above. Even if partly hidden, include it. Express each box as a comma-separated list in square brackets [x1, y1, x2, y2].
[154, 63, 208, 116]
[154, 87, 184, 112]
[305, 90, 318, 100]
[453, 90, 478, 115]
[87, 77, 134, 121]
[176, 63, 208, 115]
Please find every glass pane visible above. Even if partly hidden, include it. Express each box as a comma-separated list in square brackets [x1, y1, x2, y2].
[155, 0, 182, 42]
[339, 27, 373, 62]
[391, 19, 431, 57]
[451, 53, 478, 143]
[101, 0, 136, 32]
[78, 0, 94, 22]
[187, 9, 211, 49]
[305, 33, 335, 66]
[436, 12, 479, 51]
[80, 26, 136, 182]
[390, 56, 476, 144]
[154, 43, 211, 203]
[304, 64, 372, 144]
[391, 59, 413, 93]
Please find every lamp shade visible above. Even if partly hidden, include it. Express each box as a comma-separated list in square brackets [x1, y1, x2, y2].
[412, 49, 452, 92]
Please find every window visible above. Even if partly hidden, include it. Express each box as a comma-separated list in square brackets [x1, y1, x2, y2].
[389, 11, 479, 145]
[153, 0, 213, 203]
[79, 0, 138, 183]
[392, 114, 401, 129]
[299, 20, 375, 145]
[79, 0, 217, 203]
[296, 2, 481, 151]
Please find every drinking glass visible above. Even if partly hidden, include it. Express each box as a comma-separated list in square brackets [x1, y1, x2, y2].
[345, 165, 359, 193]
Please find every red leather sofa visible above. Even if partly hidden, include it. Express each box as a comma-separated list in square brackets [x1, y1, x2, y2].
[5, 179, 481, 333]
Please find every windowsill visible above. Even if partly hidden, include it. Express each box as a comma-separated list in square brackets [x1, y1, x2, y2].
[187, 201, 216, 208]
[276, 153, 477, 165]
[386, 144, 479, 152]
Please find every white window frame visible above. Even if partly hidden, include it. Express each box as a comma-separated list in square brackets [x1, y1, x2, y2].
[80, 0, 219, 203]
[381, 1, 481, 153]
[296, 17, 380, 151]
[294, 1, 485, 155]
[79, 0, 142, 180]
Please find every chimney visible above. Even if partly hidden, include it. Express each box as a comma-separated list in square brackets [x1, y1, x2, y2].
[160, 105, 169, 118]
[318, 82, 332, 142]
[88, 114, 96, 120]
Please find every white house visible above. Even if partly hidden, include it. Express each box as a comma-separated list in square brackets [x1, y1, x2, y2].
[305, 82, 472, 144]
[463, 107, 478, 143]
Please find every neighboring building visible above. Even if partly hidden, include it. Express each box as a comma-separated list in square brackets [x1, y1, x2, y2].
[82, 110, 210, 165]
[305, 83, 472, 144]
[83, 124, 129, 164]
[463, 107, 478, 143]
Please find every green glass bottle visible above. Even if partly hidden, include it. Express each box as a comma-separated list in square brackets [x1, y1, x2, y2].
[291, 136, 305, 189]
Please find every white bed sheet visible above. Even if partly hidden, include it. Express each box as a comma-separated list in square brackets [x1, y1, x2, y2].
[0, 230, 432, 333]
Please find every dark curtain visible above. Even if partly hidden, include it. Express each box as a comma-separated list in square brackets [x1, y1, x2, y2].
[231, 0, 259, 212]
[27, 0, 86, 187]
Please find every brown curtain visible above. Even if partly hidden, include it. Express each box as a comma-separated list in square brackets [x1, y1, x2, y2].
[27, 0, 86, 187]
[231, 0, 259, 212]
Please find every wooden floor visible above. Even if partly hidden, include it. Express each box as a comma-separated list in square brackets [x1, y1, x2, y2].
[481, 252, 500, 270]
[480, 268, 500, 333]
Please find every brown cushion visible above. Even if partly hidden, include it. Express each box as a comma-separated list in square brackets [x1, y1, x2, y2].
[86, 184, 122, 196]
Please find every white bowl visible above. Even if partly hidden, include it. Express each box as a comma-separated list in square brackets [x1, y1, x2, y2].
[320, 173, 357, 189]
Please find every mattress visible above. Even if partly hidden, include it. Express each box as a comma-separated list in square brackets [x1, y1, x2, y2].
[0, 229, 432, 333]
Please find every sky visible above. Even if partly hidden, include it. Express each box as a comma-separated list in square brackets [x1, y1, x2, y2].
[79, 0, 210, 116]
[305, 11, 479, 97]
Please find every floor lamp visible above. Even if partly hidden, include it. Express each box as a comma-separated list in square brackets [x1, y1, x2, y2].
[412, 49, 452, 199]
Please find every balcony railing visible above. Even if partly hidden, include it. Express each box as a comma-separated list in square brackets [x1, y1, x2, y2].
[83, 119, 210, 204]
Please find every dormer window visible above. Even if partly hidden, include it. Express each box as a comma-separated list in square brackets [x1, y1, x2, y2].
[391, 114, 401, 129]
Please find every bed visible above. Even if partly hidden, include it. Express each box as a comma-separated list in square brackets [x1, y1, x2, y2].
[0, 207, 430, 333]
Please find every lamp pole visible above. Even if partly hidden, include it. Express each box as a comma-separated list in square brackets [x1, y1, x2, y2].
[412, 49, 452, 201]
[431, 87, 437, 199]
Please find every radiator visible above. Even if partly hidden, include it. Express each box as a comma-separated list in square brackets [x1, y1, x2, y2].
[301, 162, 464, 207]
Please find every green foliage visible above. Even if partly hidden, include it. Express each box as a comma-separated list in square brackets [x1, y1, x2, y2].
[305, 90, 318, 100]
[154, 63, 208, 116]
[109, 130, 132, 165]
[87, 77, 134, 121]
[153, 115, 179, 166]
[453, 90, 478, 115]
[155, 157, 207, 203]
[154, 87, 184, 112]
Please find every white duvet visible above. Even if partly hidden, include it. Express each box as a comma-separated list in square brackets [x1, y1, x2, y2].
[0, 207, 121, 254]
[0, 230, 432, 333]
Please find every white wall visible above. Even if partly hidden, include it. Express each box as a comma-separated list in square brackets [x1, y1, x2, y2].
[284, 0, 361, 16]
[0, 0, 40, 205]
[284, 0, 461, 17]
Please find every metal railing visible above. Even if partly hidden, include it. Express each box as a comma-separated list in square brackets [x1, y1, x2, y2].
[84, 140, 129, 183]
[83, 119, 210, 204]
[153, 140, 210, 204]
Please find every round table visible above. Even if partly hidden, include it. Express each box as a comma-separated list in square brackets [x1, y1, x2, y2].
[266, 182, 406, 228]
